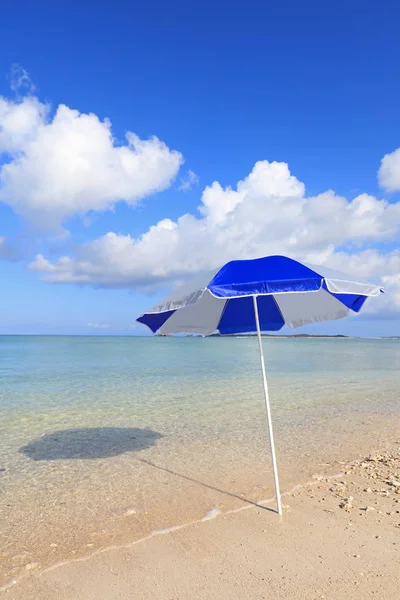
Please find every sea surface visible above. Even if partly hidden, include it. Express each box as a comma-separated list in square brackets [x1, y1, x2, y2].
[1, 335, 399, 587]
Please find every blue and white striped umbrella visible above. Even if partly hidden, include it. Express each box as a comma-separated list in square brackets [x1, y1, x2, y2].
[137, 255, 383, 515]
[137, 255, 383, 336]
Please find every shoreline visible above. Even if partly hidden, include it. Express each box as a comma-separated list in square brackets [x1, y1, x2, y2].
[0, 473, 346, 595]
[0, 472, 343, 594]
[3, 410, 399, 589]
[2, 334, 399, 597]
[3, 442, 400, 599]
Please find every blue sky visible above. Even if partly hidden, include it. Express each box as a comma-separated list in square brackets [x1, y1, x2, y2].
[0, 0, 399, 336]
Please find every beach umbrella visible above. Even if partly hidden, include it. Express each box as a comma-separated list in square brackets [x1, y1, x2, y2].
[136, 255, 383, 515]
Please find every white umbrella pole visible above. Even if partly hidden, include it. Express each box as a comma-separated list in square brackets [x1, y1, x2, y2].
[253, 295, 283, 516]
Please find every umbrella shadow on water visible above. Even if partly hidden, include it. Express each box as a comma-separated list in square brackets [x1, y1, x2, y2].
[20, 427, 163, 461]
[19, 429, 276, 514]
[139, 458, 277, 514]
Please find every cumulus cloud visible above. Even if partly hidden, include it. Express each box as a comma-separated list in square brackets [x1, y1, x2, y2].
[0, 94, 183, 230]
[178, 169, 199, 192]
[0, 96, 48, 154]
[87, 322, 109, 329]
[29, 159, 400, 313]
[378, 147, 400, 192]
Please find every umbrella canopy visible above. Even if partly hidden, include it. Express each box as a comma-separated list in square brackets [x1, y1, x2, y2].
[136, 255, 384, 516]
[137, 255, 383, 336]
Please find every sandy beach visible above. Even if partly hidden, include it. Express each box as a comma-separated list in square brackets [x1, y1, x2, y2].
[3, 444, 400, 600]
[1, 337, 399, 598]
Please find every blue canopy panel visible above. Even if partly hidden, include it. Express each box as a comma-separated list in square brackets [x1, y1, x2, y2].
[208, 255, 323, 297]
[137, 310, 175, 333]
[218, 295, 284, 335]
[321, 281, 368, 313]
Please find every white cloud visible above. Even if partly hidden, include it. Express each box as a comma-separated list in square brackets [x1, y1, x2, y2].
[321, 249, 400, 315]
[87, 322, 109, 329]
[0, 96, 48, 154]
[29, 159, 400, 314]
[9, 64, 36, 97]
[178, 169, 199, 192]
[378, 147, 400, 192]
[0, 95, 183, 230]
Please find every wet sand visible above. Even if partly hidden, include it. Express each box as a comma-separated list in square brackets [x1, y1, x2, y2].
[3, 444, 400, 600]
[2, 411, 400, 592]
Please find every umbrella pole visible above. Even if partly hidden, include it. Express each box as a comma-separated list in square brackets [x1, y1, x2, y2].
[253, 295, 283, 516]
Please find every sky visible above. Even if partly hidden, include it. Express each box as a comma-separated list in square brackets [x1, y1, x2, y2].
[0, 0, 400, 336]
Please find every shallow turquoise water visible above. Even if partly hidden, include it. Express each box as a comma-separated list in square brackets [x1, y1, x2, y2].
[1, 335, 400, 478]
[0, 335, 399, 585]
[1, 334, 399, 408]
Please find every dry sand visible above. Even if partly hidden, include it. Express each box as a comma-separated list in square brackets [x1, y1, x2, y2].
[3, 447, 400, 600]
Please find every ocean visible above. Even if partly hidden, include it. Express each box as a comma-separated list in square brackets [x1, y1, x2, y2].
[1, 335, 399, 587]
